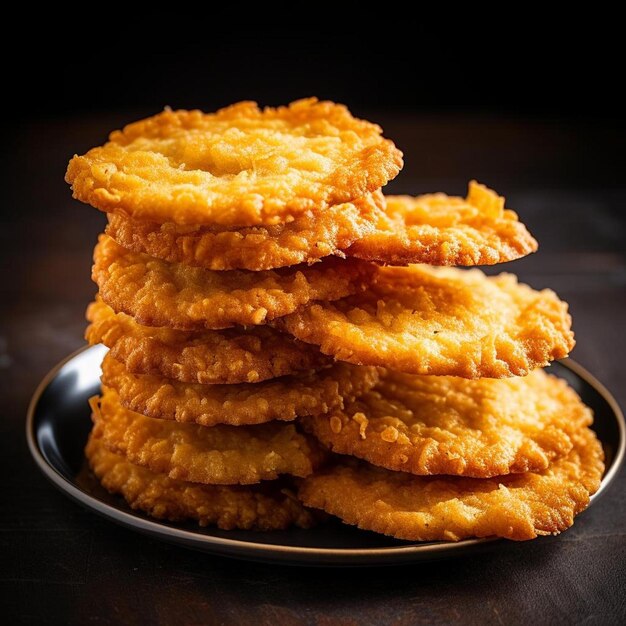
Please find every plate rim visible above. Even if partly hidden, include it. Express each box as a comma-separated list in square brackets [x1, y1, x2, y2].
[26, 345, 626, 565]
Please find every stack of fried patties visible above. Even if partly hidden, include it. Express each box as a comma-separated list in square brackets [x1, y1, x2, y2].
[65, 100, 399, 531]
[66, 98, 604, 541]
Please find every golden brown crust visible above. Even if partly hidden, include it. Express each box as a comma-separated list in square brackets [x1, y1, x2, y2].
[348, 182, 537, 266]
[93, 234, 373, 330]
[106, 192, 383, 271]
[86, 432, 316, 530]
[86, 299, 327, 384]
[281, 265, 575, 378]
[66, 99, 403, 227]
[92, 388, 324, 485]
[101, 352, 379, 427]
[302, 369, 591, 478]
[298, 427, 604, 541]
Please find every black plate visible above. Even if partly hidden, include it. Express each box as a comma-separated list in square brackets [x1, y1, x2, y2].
[27, 345, 625, 566]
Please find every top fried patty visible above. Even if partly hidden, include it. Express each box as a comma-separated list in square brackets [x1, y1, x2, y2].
[66, 98, 403, 227]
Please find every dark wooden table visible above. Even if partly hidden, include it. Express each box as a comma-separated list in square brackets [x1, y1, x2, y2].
[2, 112, 625, 625]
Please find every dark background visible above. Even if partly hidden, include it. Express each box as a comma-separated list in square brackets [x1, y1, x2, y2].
[4, 16, 625, 196]
[2, 21, 625, 625]
[6, 13, 626, 119]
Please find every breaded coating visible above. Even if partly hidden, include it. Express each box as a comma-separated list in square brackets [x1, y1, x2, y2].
[302, 369, 591, 477]
[66, 99, 403, 227]
[106, 192, 383, 271]
[86, 299, 328, 384]
[92, 388, 324, 485]
[86, 432, 315, 530]
[281, 265, 574, 378]
[93, 234, 373, 330]
[299, 427, 604, 541]
[348, 181, 537, 265]
[101, 352, 379, 427]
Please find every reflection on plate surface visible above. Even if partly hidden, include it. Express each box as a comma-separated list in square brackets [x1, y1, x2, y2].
[27, 345, 625, 566]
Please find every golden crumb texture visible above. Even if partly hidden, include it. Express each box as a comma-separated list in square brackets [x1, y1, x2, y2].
[93, 234, 373, 330]
[302, 369, 591, 478]
[66, 99, 403, 227]
[299, 426, 604, 541]
[86, 433, 315, 530]
[282, 265, 574, 378]
[106, 192, 383, 271]
[91, 387, 325, 485]
[102, 352, 379, 427]
[85, 299, 327, 384]
[348, 181, 537, 265]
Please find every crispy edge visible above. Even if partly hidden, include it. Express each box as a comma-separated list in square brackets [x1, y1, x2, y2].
[105, 192, 383, 271]
[92, 388, 325, 485]
[298, 427, 604, 541]
[86, 299, 329, 385]
[348, 182, 538, 265]
[66, 99, 403, 227]
[301, 369, 592, 478]
[85, 430, 316, 530]
[93, 234, 374, 330]
[101, 352, 380, 426]
[281, 266, 575, 379]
